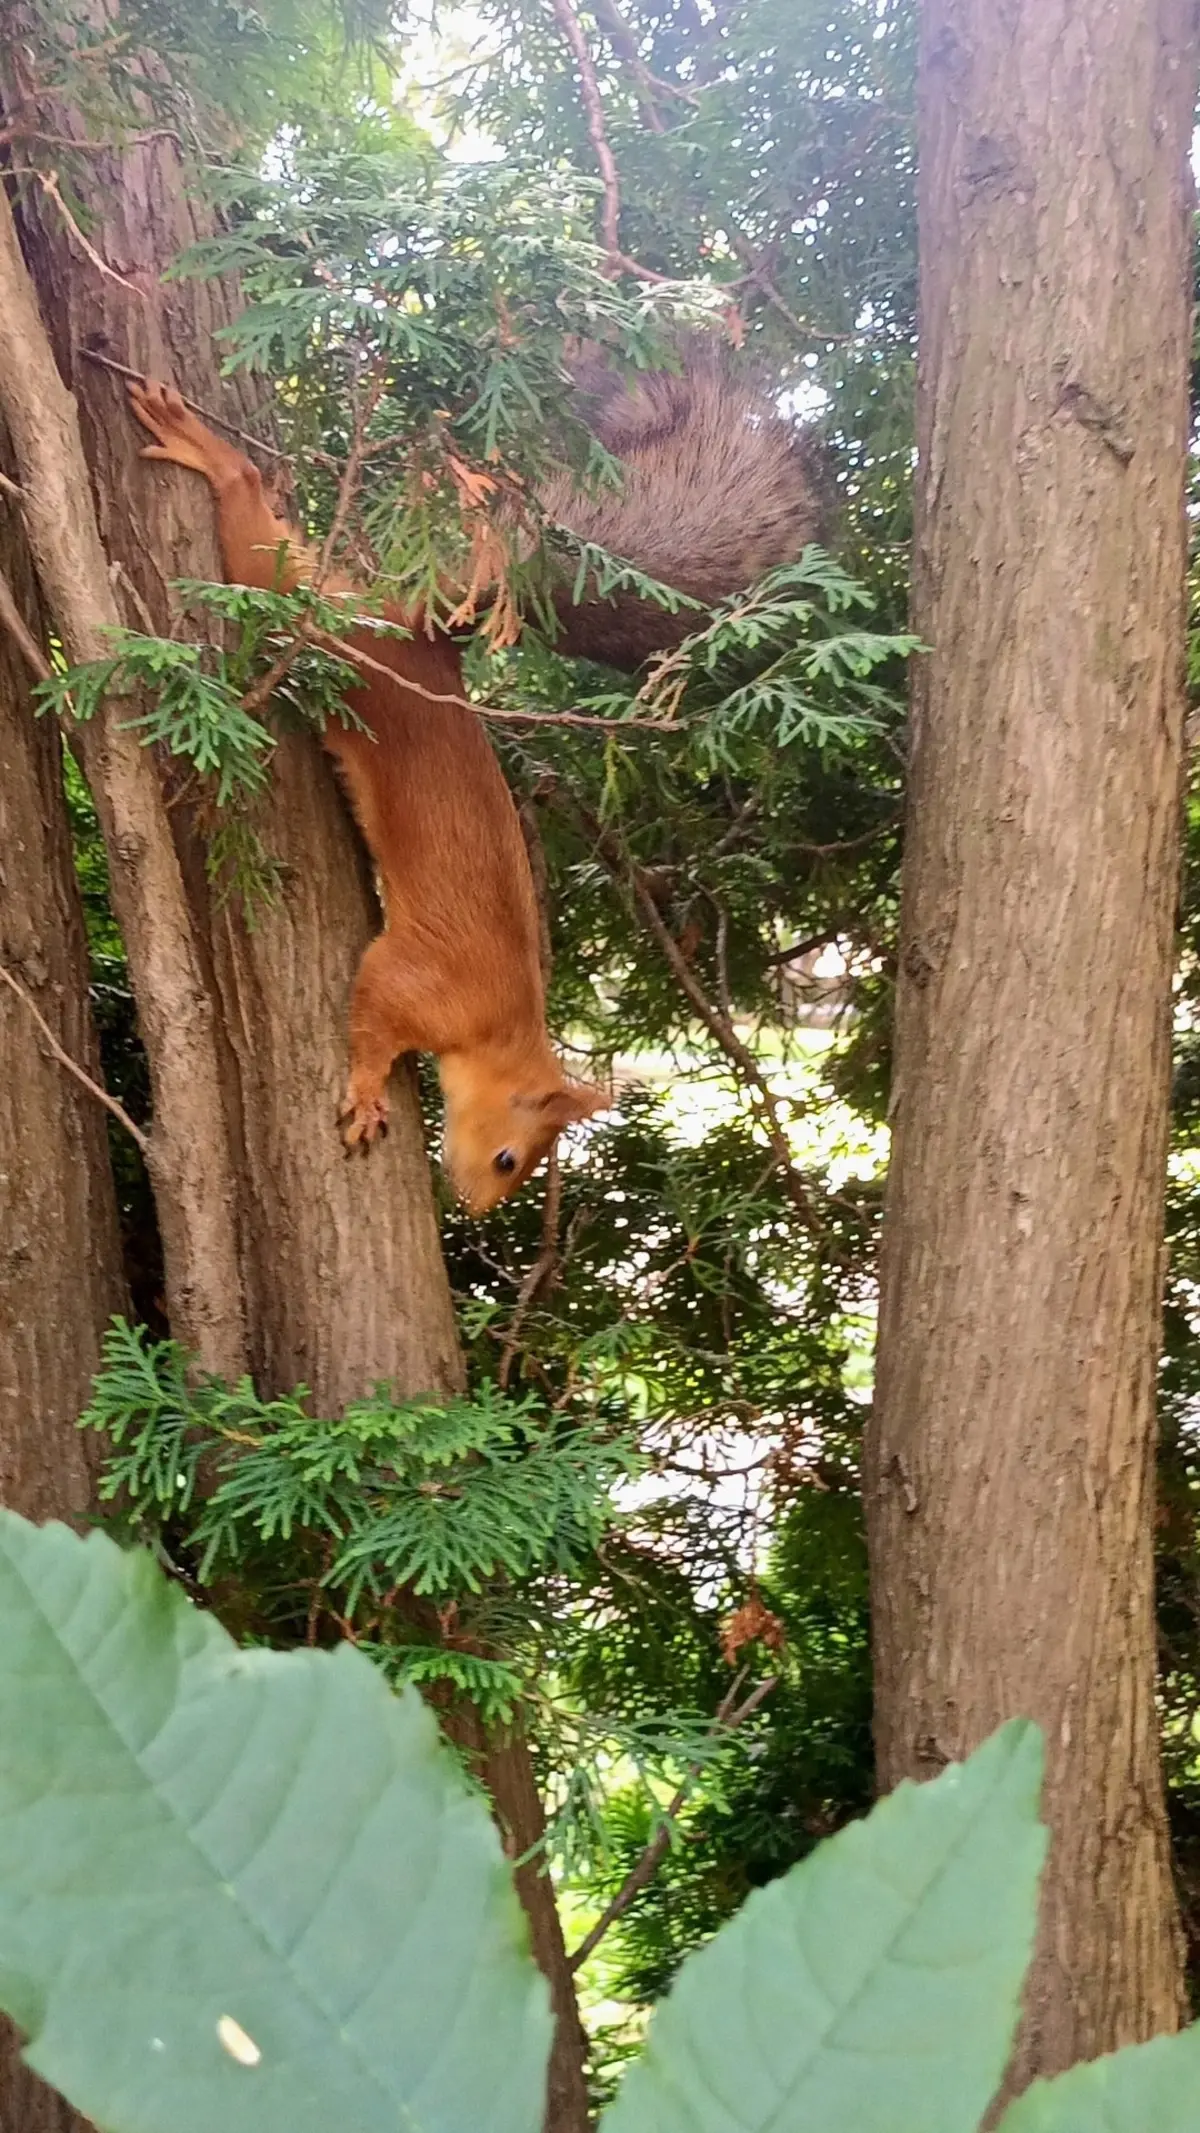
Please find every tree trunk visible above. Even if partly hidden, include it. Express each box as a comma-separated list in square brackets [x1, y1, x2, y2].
[0, 180, 247, 1378]
[865, 0, 1196, 2090]
[0, 444, 120, 2128]
[9, 81, 589, 2129]
[447, 1699, 592, 2133]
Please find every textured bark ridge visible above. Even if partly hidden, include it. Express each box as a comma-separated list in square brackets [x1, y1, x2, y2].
[0, 479, 120, 1523]
[0, 501, 113, 2133]
[866, 0, 1198, 2090]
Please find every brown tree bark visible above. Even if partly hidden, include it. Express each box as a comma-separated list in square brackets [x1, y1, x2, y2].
[489, 1742, 592, 2133]
[0, 453, 119, 2128]
[448, 1701, 592, 2133]
[0, 510, 120, 1520]
[0, 181, 247, 1378]
[865, 0, 1197, 2093]
[7, 78, 589, 2130]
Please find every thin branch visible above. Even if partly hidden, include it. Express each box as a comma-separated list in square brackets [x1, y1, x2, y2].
[0, 122, 181, 153]
[549, 0, 623, 255]
[79, 346, 288, 461]
[0, 469, 26, 502]
[787, 820, 899, 857]
[727, 230, 854, 344]
[0, 960, 151, 1156]
[711, 791, 761, 857]
[313, 362, 387, 593]
[567, 1672, 777, 1971]
[29, 169, 144, 296]
[311, 624, 678, 728]
[238, 632, 317, 719]
[498, 1152, 564, 1390]
[688, 0, 739, 83]
[711, 891, 734, 1023]
[765, 929, 840, 969]
[206, 588, 676, 732]
[575, 800, 826, 1235]
[588, 0, 665, 131]
[0, 562, 52, 681]
[590, 0, 699, 116]
[490, 698, 675, 733]
[220, 593, 676, 730]
[547, 0, 670, 280]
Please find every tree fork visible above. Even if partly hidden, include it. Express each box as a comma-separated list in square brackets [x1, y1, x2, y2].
[866, 0, 1197, 2089]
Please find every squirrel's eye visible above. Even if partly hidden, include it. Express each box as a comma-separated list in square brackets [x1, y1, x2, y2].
[494, 1149, 517, 1175]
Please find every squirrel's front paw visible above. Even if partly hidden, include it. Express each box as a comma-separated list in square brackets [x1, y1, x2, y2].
[127, 378, 217, 475]
[338, 1085, 390, 1155]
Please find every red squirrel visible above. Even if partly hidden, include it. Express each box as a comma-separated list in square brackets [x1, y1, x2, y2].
[128, 354, 822, 1208]
[129, 377, 602, 1214]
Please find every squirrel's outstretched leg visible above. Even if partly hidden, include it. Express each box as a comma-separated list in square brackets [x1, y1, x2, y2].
[128, 379, 316, 594]
[339, 935, 430, 1152]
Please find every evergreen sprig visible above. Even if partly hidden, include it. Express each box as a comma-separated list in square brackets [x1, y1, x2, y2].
[81, 1318, 640, 1608]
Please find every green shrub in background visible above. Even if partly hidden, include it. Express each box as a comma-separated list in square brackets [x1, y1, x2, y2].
[0, 1511, 1197, 2133]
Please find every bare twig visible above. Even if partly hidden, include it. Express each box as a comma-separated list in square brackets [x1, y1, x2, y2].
[0, 469, 25, 502]
[310, 623, 678, 728]
[549, 0, 623, 256]
[79, 346, 287, 461]
[0, 124, 180, 154]
[214, 587, 678, 733]
[789, 820, 899, 857]
[548, 0, 670, 281]
[567, 1671, 777, 1971]
[491, 698, 674, 732]
[498, 1152, 564, 1390]
[238, 633, 317, 719]
[766, 929, 840, 969]
[313, 363, 388, 594]
[727, 230, 853, 344]
[30, 169, 143, 296]
[574, 801, 825, 1235]
[0, 562, 51, 681]
[0, 960, 151, 1156]
[226, 407, 385, 722]
[711, 892, 734, 1023]
[711, 792, 761, 858]
[588, 0, 665, 131]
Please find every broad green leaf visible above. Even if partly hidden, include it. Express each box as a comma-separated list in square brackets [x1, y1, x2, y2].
[996, 2022, 1200, 2132]
[0, 1512, 550, 2133]
[601, 1720, 1046, 2133]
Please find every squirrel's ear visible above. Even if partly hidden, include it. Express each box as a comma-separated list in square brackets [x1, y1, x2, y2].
[516, 1081, 606, 1130]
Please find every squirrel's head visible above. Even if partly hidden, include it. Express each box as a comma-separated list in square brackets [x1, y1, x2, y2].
[442, 1068, 605, 1213]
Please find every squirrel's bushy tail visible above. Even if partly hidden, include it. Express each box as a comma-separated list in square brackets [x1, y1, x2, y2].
[537, 335, 829, 670]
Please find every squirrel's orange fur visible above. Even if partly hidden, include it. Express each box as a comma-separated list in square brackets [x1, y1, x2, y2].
[129, 378, 601, 1213]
